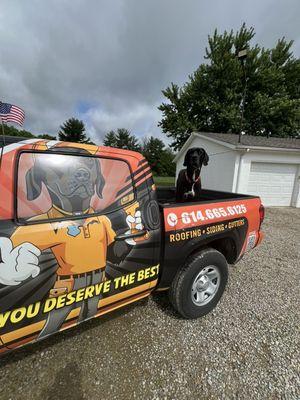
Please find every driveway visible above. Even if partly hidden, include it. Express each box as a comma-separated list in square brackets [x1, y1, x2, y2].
[0, 207, 299, 400]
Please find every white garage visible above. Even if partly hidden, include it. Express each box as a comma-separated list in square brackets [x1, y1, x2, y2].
[174, 132, 300, 207]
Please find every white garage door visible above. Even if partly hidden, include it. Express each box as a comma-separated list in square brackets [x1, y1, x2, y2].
[247, 162, 297, 206]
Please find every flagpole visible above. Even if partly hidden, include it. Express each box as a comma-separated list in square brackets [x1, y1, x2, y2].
[0, 100, 25, 167]
[0, 115, 6, 169]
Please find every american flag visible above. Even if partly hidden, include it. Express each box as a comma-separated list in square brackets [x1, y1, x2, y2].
[0, 101, 25, 126]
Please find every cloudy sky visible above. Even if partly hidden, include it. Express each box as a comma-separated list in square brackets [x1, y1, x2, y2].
[0, 0, 299, 143]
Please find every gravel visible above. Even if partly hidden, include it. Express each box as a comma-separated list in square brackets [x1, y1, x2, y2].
[0, 207, 299, 400]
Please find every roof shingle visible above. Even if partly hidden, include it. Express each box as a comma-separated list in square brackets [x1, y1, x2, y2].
[199, 132, 300, 150]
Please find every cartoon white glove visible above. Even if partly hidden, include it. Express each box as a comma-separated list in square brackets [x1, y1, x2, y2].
[0, 237, 41, 286]
[126, 210, 143, 231]
[125, 210, 144, 245]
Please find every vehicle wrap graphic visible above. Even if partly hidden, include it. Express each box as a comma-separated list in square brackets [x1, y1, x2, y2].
[167, 217, 247, 243]
[157, 197, 262, 288]
[0, 141, 161, 354]
[163, 199, 260, 240]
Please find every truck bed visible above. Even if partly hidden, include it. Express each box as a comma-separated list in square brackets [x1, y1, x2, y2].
[156, 186, 256, 206]
[156, 186, 262, 288]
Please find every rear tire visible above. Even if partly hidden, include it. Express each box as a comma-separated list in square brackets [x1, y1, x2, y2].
[169, 248, 228, 319]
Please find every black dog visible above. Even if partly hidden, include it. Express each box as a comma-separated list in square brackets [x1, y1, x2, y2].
[176, 147, 209, 202]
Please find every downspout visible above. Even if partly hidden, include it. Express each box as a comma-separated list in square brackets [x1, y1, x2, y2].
[291, 165, 300, 207]
[235, 148, 250, 193]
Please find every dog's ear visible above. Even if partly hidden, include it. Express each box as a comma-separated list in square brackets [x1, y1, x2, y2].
[25, 165, 44, 200]
[95, 160, 105, 198]
[183, 149, 193, 166]
[199, 148, 209, 166]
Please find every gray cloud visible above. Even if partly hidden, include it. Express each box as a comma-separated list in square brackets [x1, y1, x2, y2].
[0, 0, 299, 143]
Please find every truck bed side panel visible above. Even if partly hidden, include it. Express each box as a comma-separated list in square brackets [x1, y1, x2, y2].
[159, 197, 261, 288]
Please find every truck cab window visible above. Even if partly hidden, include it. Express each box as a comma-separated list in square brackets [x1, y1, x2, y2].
[17, 151, 134, 222]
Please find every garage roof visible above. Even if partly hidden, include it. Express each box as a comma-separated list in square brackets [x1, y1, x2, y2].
[174, 131, 300, 162]
[199, 132, 300, 150]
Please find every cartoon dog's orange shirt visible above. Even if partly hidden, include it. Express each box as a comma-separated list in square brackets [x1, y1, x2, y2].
[10, 206, 116, 275]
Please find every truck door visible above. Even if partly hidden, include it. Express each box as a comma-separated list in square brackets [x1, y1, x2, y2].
[0, 147, 159, 351]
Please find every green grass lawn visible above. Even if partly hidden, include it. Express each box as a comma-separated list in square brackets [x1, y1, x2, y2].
[153, 176, 175, 187]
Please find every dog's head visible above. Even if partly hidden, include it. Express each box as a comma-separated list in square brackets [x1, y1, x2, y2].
[183, 147, 209, 170]
[25, 147, 105, 213]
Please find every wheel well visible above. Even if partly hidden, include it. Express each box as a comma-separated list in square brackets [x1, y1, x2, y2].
[189, 237, 237, 265]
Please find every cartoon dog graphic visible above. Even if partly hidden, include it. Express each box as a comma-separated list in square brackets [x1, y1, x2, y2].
[0, 147, 144, 338]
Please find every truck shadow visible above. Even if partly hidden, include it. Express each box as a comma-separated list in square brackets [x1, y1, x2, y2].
[0, 298, 148, 367]
[42, 361, 84, 400]
[151, 291, 182, 319]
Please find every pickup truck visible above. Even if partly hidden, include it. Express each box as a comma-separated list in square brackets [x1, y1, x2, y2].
[0, 138, 264, 355]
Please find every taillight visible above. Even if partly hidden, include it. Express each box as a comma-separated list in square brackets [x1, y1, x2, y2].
[259, 204, 265, 229]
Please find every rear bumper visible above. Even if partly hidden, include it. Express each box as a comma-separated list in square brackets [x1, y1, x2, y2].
[237, 230, 264, 263]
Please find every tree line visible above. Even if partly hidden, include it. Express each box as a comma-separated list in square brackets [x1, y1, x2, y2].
[57, 121, 175, 176]
[1, 117, 93, 144]
[1, 124, 56, 140]
[103, 128, 175, 176]
[2, 119, 175, 176]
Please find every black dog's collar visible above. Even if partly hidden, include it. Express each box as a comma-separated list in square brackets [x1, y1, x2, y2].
[185, 170, 200, 184]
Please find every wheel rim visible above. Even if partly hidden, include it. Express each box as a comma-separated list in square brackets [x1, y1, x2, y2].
[191, 265, 221, 306]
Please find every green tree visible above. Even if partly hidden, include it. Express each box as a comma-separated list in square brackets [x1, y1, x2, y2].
[1, 124, 56, 140]
[58, 118, 92, 143]
[160, 148, 176, 176]
[103, 128, 140, 151]
[142, 137, 165, 175]
[38, 133, 57, 140]
[141, 136, 175, 176]
[159, 24, 300, 150]
[103, 130, 118, 147]
[1, 124, 35, 138]
[103, 130, 175, 176]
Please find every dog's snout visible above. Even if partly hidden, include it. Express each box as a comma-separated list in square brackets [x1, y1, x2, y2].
[74, 168, 90, 182]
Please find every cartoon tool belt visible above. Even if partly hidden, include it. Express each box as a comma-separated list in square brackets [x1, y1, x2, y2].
[49, 276, 75, 298]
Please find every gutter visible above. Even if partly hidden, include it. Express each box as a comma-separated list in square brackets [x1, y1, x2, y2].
[235, 145, 300, 154]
